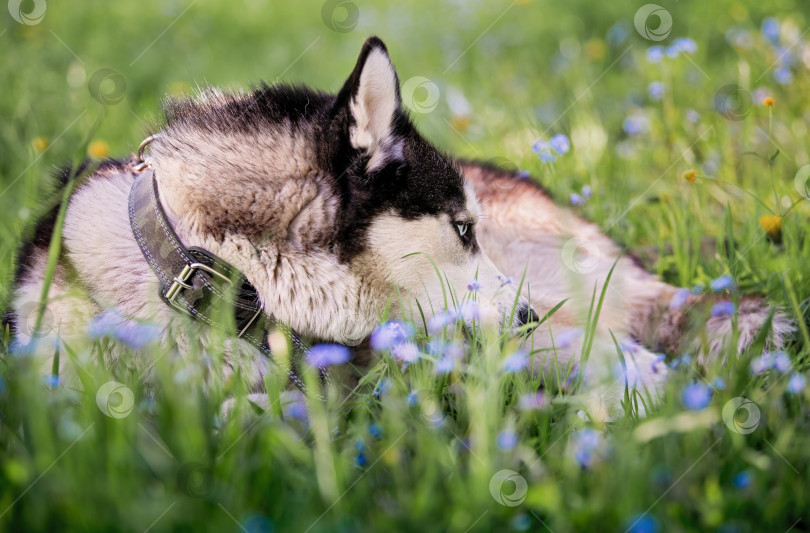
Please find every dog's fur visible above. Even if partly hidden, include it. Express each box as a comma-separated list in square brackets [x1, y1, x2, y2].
[462, 163, 792, 409]
[12, 38, 528, 388]
[10, 37, 792, 413]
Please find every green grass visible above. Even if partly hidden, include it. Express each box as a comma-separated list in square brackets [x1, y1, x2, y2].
[2, 0, 810, 531]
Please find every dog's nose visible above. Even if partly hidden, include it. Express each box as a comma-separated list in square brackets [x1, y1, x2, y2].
[516, 304, 539, 328]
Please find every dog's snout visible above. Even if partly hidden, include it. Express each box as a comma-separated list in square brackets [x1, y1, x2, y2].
[517, 304, 539, 328]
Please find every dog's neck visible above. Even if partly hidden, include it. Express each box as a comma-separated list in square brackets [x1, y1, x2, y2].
[139, 129, 389, 345]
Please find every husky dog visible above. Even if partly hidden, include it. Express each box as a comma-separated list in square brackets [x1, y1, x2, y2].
[11, 37, 791, 411]
[11, 37, 532, 392]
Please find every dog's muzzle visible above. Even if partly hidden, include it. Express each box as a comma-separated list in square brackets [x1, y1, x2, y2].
[515, 303, 540, 335]
[517, 304, 540, 330]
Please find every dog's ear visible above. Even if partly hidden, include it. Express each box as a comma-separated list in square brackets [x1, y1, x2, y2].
[336, 36, 403, 171]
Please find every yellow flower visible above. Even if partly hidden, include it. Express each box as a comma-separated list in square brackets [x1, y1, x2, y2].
[382, 447, 401, 466]
[88, 140, 109, 159]
[763, 97, 775, 107]
[20, 25, 43, 39]
[450, 115, 471, 133]
[759, 214, 782, 239]
[32, 136, 49, 152]
[584, 39, 607, 61]
[682, 169, 697, 183]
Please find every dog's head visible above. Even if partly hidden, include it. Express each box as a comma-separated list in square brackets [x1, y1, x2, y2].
[151, 36, 535, 344]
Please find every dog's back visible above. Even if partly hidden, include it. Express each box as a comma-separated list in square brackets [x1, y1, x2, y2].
[460, 160, 793, 361]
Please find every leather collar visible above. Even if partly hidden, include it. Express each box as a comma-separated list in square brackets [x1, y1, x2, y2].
[128, 168, 308, 390]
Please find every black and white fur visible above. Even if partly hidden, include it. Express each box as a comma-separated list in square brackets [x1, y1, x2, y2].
[11, 37, 530, 391]
[11, 37, 792, 416]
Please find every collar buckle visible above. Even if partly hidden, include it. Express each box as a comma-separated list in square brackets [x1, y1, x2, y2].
[164, 262, 262, 339]
[164, 262, 233, 312]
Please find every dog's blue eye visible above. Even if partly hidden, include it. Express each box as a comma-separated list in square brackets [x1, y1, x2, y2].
[456, 223, 469, 237]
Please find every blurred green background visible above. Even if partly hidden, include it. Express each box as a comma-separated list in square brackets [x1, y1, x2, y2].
[2, 0, 810, 531]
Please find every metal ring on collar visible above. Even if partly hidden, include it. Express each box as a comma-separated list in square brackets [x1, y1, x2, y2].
[133, 133, 164, 172]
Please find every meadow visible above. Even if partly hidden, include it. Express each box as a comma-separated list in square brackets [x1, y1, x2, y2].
[1, 0, 810, 531]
